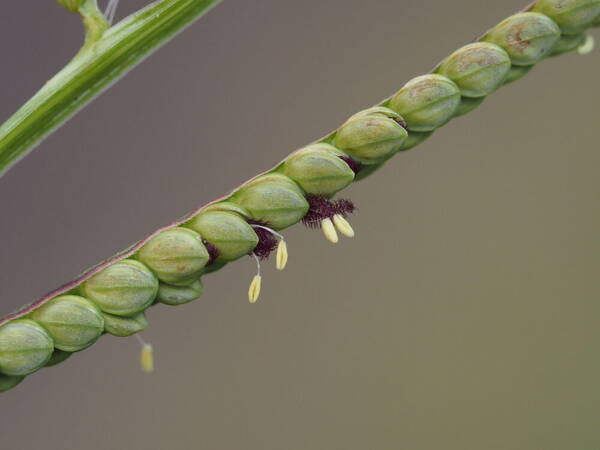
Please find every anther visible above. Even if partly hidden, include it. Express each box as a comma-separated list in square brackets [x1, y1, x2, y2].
[248, 253, 262, 303]
[578, 35, 595, 55]
[321, 218, 339, 243]
[276, 240, 288, 270]
[136, 334, 154, 373]
[332, 214, 355, 238]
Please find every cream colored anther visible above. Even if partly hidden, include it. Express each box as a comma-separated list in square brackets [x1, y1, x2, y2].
[332, 214, 355, 238]
[321, 218, 339, 243]
[248, 253, 262, 303]
[578, 35, 595, 55]
[276, 240, 288, 270]
[248, 275, 262, 303]
[136, 335, 154, 373]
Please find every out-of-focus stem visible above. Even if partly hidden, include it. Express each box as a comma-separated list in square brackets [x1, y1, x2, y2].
[0, 0, 221, 177]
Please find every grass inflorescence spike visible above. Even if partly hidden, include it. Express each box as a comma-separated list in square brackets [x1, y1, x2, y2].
[0, 0, 597, 392]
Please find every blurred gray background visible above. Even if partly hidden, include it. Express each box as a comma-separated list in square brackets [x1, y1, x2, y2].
[0, 1, 599, 449]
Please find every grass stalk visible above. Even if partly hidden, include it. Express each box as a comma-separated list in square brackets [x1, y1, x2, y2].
[0, 0, 221, 177]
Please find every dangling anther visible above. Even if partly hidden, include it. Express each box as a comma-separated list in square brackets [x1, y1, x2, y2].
[275, 240, 288, 270]
[248, 253, 262, 303]
[578, 35, 595, 55]
[136, 334, 154, 373]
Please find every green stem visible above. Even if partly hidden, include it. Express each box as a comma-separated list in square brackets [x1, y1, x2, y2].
[0, 0, 221, 177]
[78, 0, 109, 53]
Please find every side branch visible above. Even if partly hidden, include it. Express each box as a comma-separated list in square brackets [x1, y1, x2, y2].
[0, 0, 221, 177]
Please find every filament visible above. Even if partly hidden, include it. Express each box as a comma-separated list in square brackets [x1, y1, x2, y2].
[251, 224, 285, 240]
[104, 0, 120, 25]
[252, 252, 261, 276]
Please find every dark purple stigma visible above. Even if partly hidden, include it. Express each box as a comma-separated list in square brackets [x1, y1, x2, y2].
[247, 220, 279, 260]
[203, 241, 220, 265]
[391, 116, 407, 129]
[333, 198, 356, 217]
[338, 155, 362, 174]
[302, 195, 356, 228]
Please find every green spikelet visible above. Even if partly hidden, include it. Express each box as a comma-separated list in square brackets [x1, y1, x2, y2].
[389, 74, 461, 131]
[202, 201, 252, 218]
[503, 65, 534, 84]
[81, 259, 159, 316]
[31, 295, 104, 352]
[333, 107, 408, 163]
[282, 143, 355, 195]
[157, 280, 204, 306]
[137, 228, 209, 286]
[0, 319, 54, 376]
[454, 97, 486, 117]
[187, 211, 258, 261]
[45, 349, 73, 367]
[437, 43, 511, 97]
[483, 12, 561, 66]
[550, 33, 586, 55]
[102, 311, 149, 337]
[233, 174, 309, 230]
[532, 0, 600, 34]
[0, 374, 26, 392]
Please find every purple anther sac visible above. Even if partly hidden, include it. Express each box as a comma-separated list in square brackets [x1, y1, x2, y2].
[248, 221, 279, 259]
[338, 155, 362, 174]
[302, 195, 356, 228]
[204, 241, 220, 265]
